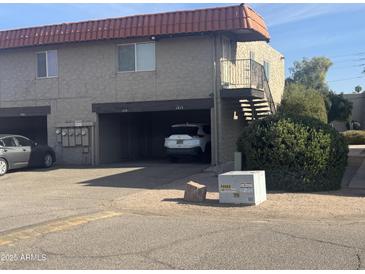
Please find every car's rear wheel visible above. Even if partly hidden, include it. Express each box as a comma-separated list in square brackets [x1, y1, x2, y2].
[44, 153, 53, 168]
[0, 158, 8, 176]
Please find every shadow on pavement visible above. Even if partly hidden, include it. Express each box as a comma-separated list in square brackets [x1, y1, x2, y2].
[77, 162, 208, 190]
[161, 197, 256, 208]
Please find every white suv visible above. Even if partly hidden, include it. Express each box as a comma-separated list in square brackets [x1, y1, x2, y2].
[164, 123, 211, 162]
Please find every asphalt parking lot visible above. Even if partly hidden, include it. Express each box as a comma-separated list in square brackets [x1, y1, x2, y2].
[0, 162, 207, 233]
[0, 162, 364, 269]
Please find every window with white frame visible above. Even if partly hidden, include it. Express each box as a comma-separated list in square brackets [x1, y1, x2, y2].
[118, 42, 155, 72]
[36, 50, 58, 78]
[264, 61, 270, 80]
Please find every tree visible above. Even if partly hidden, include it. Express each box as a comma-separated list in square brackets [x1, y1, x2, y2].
[278, 83, 328, 123]
[286, 56, 352, 123]
[355, 85, 363, 94]
[327, 92, 353, 123]
[287, 57, 332, 94]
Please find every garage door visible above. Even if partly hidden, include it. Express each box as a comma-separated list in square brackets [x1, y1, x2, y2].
[0, 106, 50, 145]
[94, 99, 213, 164]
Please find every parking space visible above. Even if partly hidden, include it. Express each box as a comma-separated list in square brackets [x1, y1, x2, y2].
[0, 162, 207, 233]
[98, 110, 211, 163]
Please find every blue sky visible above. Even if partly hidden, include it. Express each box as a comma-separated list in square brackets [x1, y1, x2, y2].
[1, 3, 365, 93]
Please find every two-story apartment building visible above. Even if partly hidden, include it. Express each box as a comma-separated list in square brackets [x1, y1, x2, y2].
[0, 4, 285, 166]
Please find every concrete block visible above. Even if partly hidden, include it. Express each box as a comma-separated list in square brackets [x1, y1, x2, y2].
[184, 181, 207, 202]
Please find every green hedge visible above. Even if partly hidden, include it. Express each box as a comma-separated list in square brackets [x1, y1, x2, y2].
[237, 114, 348, 192]
[341, 130, 365, 145]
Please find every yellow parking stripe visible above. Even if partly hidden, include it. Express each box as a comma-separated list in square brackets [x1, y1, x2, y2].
[0, 211, 123, 247]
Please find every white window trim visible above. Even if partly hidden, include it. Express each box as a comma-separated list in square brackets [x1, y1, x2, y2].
[117, 42, 156, 73]
[36, 50, 58, 79]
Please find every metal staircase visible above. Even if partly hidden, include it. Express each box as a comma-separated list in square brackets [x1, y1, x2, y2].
[221, 59, 276, 122]
[240, 98, 271, 121]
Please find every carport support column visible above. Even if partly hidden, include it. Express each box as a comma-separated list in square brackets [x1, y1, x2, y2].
[212, 34, 221, 166]
[95, 114, 100, 165]
[211, 108, 218, 165]
[91, 123, 96, 166]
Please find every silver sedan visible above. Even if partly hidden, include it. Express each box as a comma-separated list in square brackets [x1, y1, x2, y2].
[0, 134, 56, 176]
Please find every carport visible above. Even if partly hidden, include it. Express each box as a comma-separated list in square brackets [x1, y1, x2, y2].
[0, 106, 50, 144]
[93, 99, 213, 164]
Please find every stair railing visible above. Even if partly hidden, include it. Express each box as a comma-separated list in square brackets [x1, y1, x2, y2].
[250, 60, 276, 114]
[220, 58, 276, 114]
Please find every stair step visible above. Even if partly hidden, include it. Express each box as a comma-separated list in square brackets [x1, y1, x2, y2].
[241, 103, 269, 107]
[254, 107, 269, 111]
[242, 107, 253, 111]
[251, 99, 267, 103]
[253, 104, 269, 108]
[256, 112, 271, 116]
[255, 108, 271, 112]
[252, 102, 269, 106]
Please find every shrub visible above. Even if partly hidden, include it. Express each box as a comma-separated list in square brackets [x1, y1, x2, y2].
[237, 114, 348, 192]
[341, 130, 365, 145]
[278, 83, 328, 123]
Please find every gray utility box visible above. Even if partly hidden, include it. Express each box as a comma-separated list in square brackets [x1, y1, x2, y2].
[218, 171, 267, 205]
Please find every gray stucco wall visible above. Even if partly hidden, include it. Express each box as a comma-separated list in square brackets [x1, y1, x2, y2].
[333, 93, 365, 131]
[345, 93, 365, 129]
[0, 35, 216, 164]
[216, 99, 247, 164]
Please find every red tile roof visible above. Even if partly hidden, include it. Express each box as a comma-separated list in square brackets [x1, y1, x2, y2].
[0, 4, 269, 50]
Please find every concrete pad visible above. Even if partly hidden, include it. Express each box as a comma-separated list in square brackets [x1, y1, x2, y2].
[348, 145, 365, 157]
[349, 159, 365, 189]
[342, 157, 365, 187]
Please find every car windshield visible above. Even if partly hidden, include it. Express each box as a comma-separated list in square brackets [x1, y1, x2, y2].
[170, 126, 199, 136]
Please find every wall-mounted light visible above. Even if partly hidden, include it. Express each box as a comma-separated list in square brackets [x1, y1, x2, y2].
[233, 111, 238, 120]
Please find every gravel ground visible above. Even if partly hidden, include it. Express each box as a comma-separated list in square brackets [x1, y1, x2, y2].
[113, 171, 365, 222]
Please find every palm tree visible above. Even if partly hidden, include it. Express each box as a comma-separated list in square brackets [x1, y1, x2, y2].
[355, 85, 363, 93]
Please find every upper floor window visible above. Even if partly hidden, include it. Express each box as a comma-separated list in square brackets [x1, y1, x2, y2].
[264, 61, 270, 80]
[36, 50, 58, 78]
[118, 42, 155, 72]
